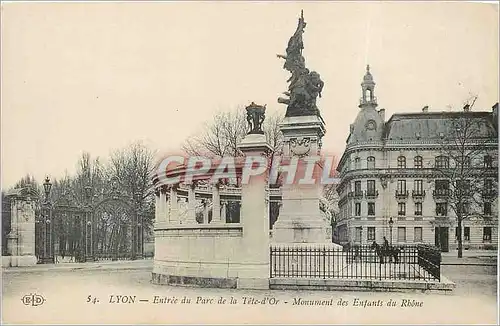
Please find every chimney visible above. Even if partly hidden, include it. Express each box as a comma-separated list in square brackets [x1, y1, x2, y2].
[378, 108, 385, 121]
[422, 106, 429, 113]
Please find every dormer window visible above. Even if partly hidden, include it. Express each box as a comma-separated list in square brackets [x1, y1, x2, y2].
[366, 120, 376, 131]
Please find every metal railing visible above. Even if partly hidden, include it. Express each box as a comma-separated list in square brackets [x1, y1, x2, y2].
[270, 244, 441, 281]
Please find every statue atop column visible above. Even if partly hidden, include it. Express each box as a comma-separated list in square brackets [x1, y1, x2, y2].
[277, 10, 324, 117]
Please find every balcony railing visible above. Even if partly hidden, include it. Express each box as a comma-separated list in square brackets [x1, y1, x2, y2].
[395, 190, 409, 200]
[412, 190, 426, 199]
[364, 190, 379, 199]
[348, 191, 364, 199]
[433, 189, 451, 199]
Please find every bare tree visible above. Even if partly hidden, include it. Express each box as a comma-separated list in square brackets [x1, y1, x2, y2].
[109, 141, 156, 258]
[434, 97, 498, 258]
[264, 112, 285, 158]
[182, 109, 247, 158]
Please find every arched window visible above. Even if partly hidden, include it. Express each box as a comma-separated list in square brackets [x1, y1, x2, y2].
[366, 89, 372, 101]
[414, 156, 423, 169]
[435, 156, 449, 169]
[367, 156, 375, 169]
[397, 156, 406, 169]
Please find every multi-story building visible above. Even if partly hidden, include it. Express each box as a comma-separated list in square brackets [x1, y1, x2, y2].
[336, 66, 498, 251]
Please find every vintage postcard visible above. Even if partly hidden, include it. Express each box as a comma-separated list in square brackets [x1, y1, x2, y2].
[1, 1, 498, 324]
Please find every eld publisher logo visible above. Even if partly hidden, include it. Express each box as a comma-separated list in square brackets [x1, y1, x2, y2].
[21, 293, 45, 307]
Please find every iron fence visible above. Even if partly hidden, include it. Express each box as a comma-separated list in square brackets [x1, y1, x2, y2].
[270, 244, 441, 281]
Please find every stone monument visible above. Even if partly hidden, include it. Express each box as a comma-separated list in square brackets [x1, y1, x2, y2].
[272, 10, 332, 243]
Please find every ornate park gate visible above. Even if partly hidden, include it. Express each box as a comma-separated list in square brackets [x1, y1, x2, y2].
[35, 181, 143, 263]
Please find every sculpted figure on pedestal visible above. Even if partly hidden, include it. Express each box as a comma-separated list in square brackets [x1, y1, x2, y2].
[277, 10, 324, 117]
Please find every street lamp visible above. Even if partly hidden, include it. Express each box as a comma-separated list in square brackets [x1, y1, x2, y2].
[388, 217, 394, 246]
[40, 176, 54, 264]
[43, 176, 52, 203]
[84, 185, 93, 262]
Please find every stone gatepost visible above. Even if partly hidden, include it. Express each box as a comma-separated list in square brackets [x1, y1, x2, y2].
[272, 115, 332, 243]
[2, 189, 37, 267]
[236, 102, 272, 290]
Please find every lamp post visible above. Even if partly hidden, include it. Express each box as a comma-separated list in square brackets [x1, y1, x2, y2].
[137, 220, 142, 259]
[388, 217, 394, 246]
[41, 176, 53, 264]
[84, 185, 93, 262]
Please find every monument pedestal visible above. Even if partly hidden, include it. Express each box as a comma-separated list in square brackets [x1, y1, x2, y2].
[272, 114, 332, 243]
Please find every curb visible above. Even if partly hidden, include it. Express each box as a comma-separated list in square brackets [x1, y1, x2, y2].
[2, 265, 152, 274]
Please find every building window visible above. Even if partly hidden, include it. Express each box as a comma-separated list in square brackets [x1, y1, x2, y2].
[397, 227, 406, 242]
[483, 227, 492, 241]
[414, 156, 423, 168]
[355, 227, 362, 242]
[414, 227, 423, 242]
[355, 157, 361, 169]
[435, 179, 450, 197]
[367, 156, 375, 169]
[354, 181, 361, 194]
[414, 179, 423, 194]
[455, 227, 471, 241]
[355, 203, 361, 216]
[415, 202, 422, 215]
[397, 180, 406, 192]
[464, 227, 470, 241]
[436, 202, 448, 216]
[368, 202, 375, 216]
[397, 156, 406, 168]
[398, 202, 406, 216]
[456, 179, 471, 196]
[367, 180, 376, 195]
[484, 155, 493, 168]
[367, 227, 375, 241]
[435, 156, 449, 168]
[484, 202, 492, 215]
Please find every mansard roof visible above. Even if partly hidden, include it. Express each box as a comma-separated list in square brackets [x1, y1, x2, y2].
[383, 111, 498, 141]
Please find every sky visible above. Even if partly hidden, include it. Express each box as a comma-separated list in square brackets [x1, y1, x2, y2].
[1, 1, 498, 189]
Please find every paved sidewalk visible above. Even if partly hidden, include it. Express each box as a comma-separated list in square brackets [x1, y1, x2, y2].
[2, 258, 153, 273]
[441, 250, 497, 266]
